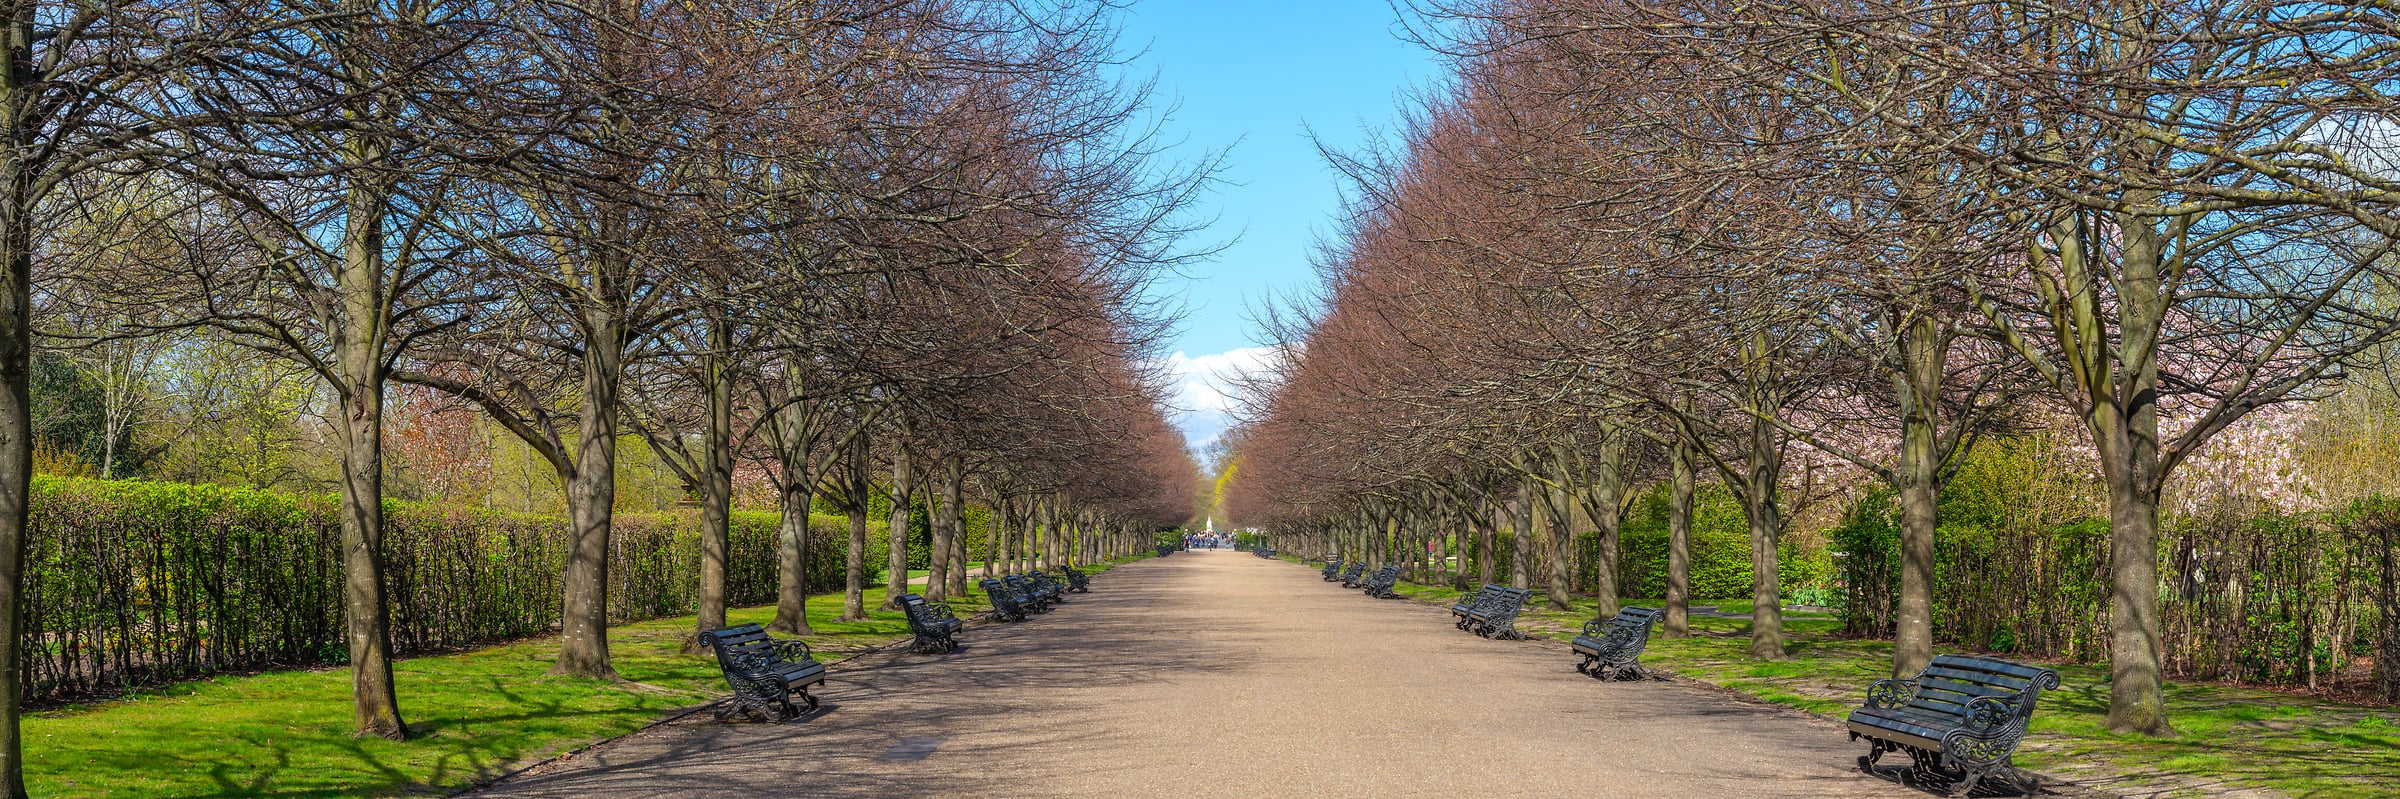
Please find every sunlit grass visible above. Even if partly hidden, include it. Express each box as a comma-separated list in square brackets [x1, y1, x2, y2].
[26, 554, 1163, 799]
[1340, 564, 2400, 798]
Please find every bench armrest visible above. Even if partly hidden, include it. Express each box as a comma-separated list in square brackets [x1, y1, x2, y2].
[1579, 618, 1609, 636]
[1863, 677, 1917, 709]
[1958, 695, 2016, 729]
[773, 639, 816, 664]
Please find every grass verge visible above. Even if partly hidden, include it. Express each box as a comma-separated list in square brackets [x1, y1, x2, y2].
[29, 554, 1154, 799]
[28, 584, 999, 798]
[1357, 570, 2398, 798]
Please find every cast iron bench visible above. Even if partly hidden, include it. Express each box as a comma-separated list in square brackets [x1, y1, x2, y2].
[1359, 564, 1401, 598]
[1571, 606, 1664, 680]
[1063, 567, 1091, 593]
[1005, 574, 1055, 611]
[1450, 584, 1503, 628]
[699, 623, 826, 722]
[1321, 559, 1346, 580]
[1846, 654, 2061, 796]
[1460, 585, 1530, 639]
[1336, 562, 1367, 586]
[981, 577, 1029, 621]
[1000, 575, 1045, 613]
[1157, 545, 1174, 557]
[898, 593, 964, 653]
[1026, 571, 1066, 605]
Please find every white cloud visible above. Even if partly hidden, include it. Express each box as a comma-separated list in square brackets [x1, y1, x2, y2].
[1162, 345, 1283, 452]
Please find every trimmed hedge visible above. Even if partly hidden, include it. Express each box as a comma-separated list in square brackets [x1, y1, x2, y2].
[1604, 484, 1826, 600]
[21, 476, 852, 706]
[1828, 472, 2394, 695]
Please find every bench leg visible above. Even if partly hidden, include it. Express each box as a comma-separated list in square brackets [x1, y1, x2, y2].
[1949, 765, 1989, 797]
[1946, 756, 2031, 797]
[1906, 747, 1958, 789]
[1857, 737, 1894, 775]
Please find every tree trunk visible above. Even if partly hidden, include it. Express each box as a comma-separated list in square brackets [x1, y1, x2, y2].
[766, 365, 816, 635]
[2101, 461, 2170, 733]
[1510, 486, 1532, 590]
[333, 357, 405, 737]
[921, 453, 950, 597]
[925, 460, 951, 603]
[1892, 312, 1943, 678]
[1476, 496, 1497, 586]
[1583, 432, 1627, 620]
[768, 480, 816, 635]
[2378, 518, 2398, 703]
[842, 435, 870, 622]
[1742, 409, 1787, 661]
[883, 446, 912, 610]
[692, 316, 734, 650]
[951, 494, 970, 595]
[984, 495, 1003, 578]
[0, 178, 30, 799]
[1544, 485, 1572, 611]
[332, 171, 406, 737]
[1666, 438, 1695, 638]
[550, 309, 623, 680]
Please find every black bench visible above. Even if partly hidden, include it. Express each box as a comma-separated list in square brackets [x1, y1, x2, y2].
[1847, 654, 2061, 796]
[1336, 562, 1366, 586]
[899, 593, 964, 653]
[1157, 545, 1174, 557]
[1358, 564, 1401, 598]
[1571, 607, 1664, 680]
[1450, 584, 1502, 629]
[1460, 586, 1530, 639]
[1063, 567, 1091, 593]
[1000, 575, 1044, 613]
[699, 623, 826, 721]
[1321, 559, 1345, 580]
[1026, 571, 1066, 605]
[981, 577, 1029, 621]
[1005, 574, 1055, 611]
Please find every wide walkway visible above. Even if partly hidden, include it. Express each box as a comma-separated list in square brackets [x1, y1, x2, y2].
[474, 551, 1931, 798]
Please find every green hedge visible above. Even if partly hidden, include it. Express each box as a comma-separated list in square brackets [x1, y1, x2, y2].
[1608, 484, 1823, 600]
[21, 476, 855, 706]
[1827, 446, 2394, 693]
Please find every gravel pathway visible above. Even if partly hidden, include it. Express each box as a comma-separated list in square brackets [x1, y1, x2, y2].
[470, 550, 1942, 798]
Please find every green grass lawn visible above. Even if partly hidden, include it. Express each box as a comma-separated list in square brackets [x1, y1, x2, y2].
[26, 588, 988, 798]
[25, 555, 1153, 799]
[1367, 572, 2399, 798]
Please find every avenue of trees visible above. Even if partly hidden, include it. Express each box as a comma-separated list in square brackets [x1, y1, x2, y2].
[1226, 0, 2400, 738]
[0, 0, 1202, 795]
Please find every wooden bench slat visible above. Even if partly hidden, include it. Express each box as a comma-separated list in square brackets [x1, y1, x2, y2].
[1920, 664, 2035, 690]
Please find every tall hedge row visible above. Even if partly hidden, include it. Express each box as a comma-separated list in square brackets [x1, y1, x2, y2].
[21, 476, 854, 706]
[1830, 488, 2397, 695]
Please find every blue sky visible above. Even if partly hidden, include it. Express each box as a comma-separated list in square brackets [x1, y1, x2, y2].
[1116, 0, 1436, 451]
